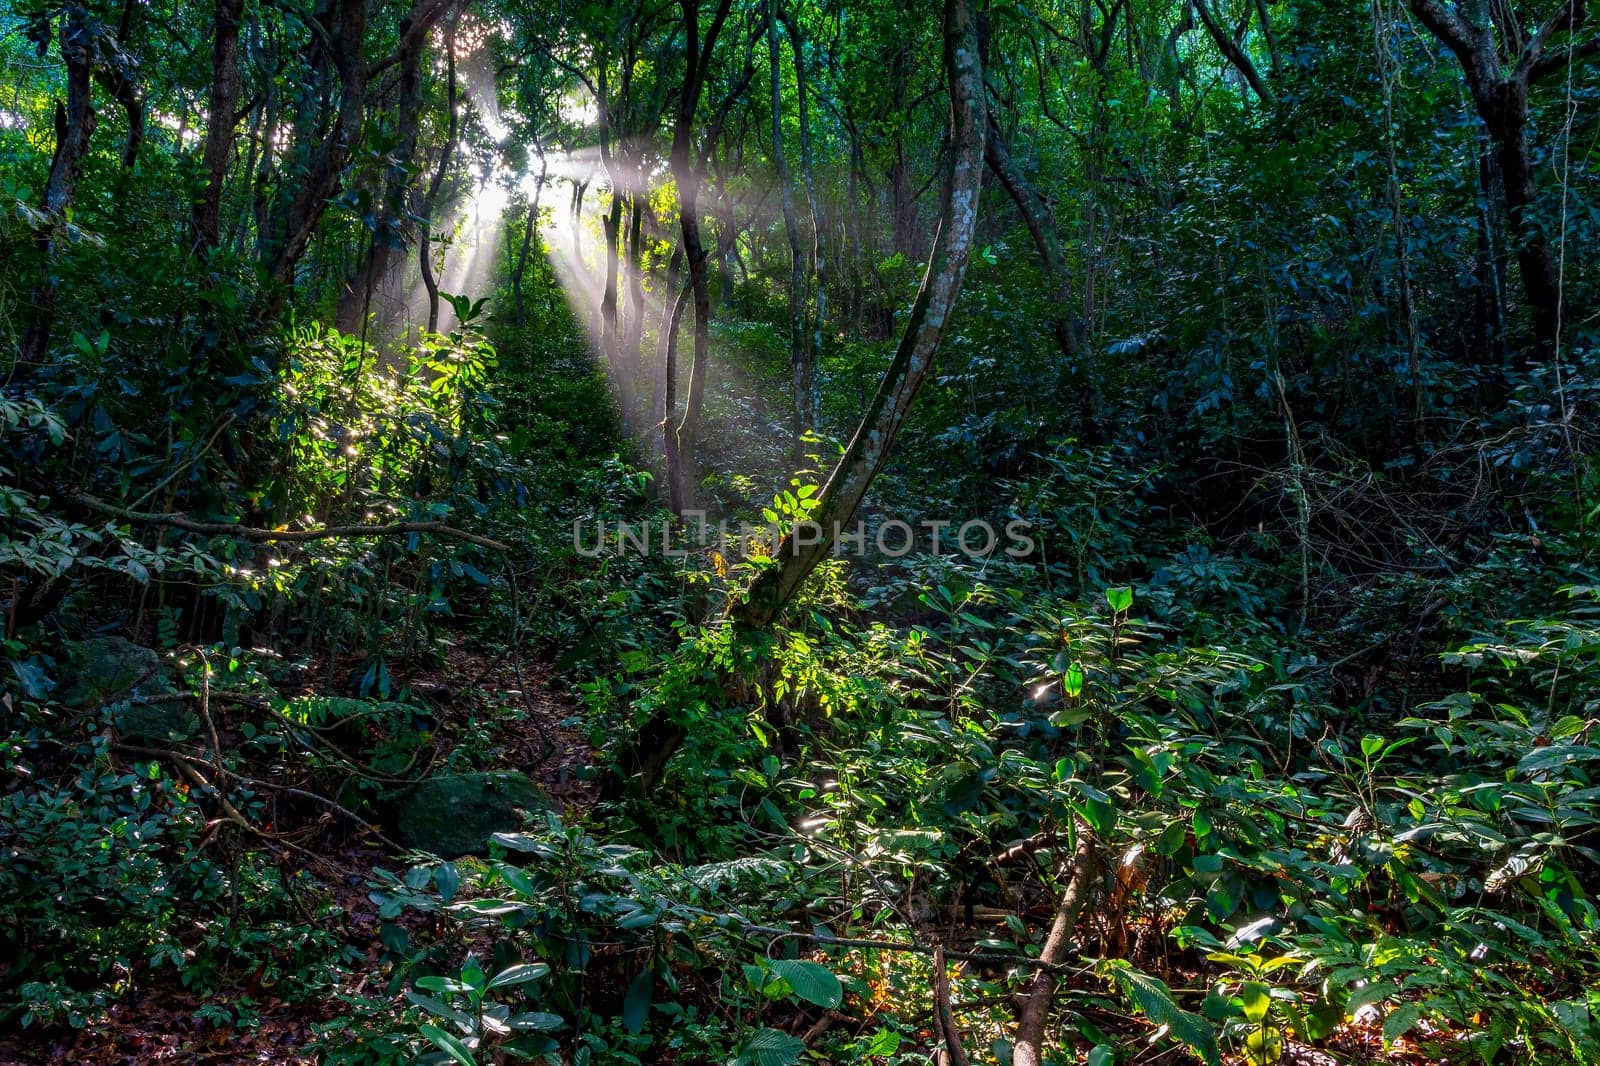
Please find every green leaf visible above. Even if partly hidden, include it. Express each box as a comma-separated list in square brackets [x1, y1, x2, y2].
[1383, 1002, 1426, 1044]
[486, 962, 551, 990]
[416, 976, 473, 995]
[1242, 1025, 1284, 1065]
[860, 1029, 901, 1056]
[738, 1027, 806, 1066]
[405, 992, 474, 1030]
[1104, 960, 1221, 1066]
[1088, 1045, 1114, 1066]
[420, 1023, 477, 1066]
[507, 1011, 564, 1032]
[1106, 586, 1134, 613]
[768, 959, 843, 1009]
[1239, 981, 1271, 1024]
[622, 969, 653, 1034]
[1063, 661, 1085, 698]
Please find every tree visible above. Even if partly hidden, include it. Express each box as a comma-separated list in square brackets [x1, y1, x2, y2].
[664, 0, 739, 514]
[1408, 0, 1595, 356]
[192, 0, 246, 258]
[770, 0, 811, 466]
[735, 0, 987, 629]
[20, 1, 143, 364]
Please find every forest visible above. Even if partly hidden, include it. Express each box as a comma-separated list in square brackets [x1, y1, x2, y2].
[2, 0, 1599, 1061]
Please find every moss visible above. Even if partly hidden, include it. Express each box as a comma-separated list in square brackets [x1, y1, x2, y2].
[59, 638, 162, 709]
[110, 700, 195, 743]
[393, 771, 551, 858]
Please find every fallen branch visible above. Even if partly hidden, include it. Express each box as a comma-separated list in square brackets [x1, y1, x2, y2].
[1013, 826, 1096, 1066]
[72, 492, 510, 552]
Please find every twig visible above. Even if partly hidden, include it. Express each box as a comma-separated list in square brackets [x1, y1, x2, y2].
[72, 492, 510, 552]
[113, 742, 407, 852]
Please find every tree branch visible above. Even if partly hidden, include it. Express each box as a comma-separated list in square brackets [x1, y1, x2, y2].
[1521, 0, 1593, 80]
[72, 493, 510, 552]
[1190, 0, 1275, 104]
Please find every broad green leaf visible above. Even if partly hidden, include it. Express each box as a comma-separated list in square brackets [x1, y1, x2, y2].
[738, 1027, 806, 1066]
[1383, 1002, 1426, 1044]
[622, 969, 653, 1034]
[1239, 981, 1271, 1024]
[486, 962, 551, 990]
[419, 1023, 477, 1066]
[768, 959, 843, 1009]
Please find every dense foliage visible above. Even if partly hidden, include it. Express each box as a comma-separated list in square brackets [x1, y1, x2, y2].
[3, 0, 1599, 1062]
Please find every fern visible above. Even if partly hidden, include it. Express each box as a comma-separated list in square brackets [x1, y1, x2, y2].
[1101, 959, 1221, 1066]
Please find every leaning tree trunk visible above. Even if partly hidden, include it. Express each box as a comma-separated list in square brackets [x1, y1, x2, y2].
[984, 122, 1083, 357]
[736, 0, 986, 628]
[984, 119, 1096, 420]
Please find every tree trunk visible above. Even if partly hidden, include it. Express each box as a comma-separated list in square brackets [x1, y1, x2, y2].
[513, 137, 548, 326]
[600, 193, 631, 415]
[1406, 0, 1590, 359]
[735, 0, 986, 629]
[255, 0, 369, 325]
[665, 0, 736, 515]
[339, 0, 455, 332]
[984, 119, 1090, 380]
[655, 245, 685, 425]
[420, 26, 459, 333]
[193, 0, 245, 257]
[779, 4, 826, 462]
[769, 0, 811, 467]
[1495, 119, 1561, 354]
[1473, 139, 1509, 363]
[19, 4, 96, 365]
[1191, 0, 1274, 104]
[625, 191, 648, 379]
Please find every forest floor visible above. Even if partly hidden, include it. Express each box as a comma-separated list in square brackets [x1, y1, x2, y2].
[0, 648, 591, 1065]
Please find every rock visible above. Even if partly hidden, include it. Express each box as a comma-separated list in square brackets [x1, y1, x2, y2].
[111, 699, 195, 743]
[393, 771, 551, 858]
[59, 637, 162, 709]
